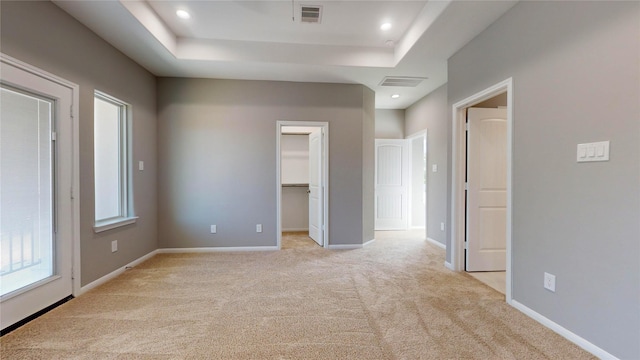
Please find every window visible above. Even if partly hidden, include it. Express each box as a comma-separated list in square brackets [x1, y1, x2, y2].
[93, 91, 136, 232]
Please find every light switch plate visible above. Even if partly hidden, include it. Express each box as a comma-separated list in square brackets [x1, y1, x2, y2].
[432, 164, 438, 172]
[111, 240, 118, 253]
[544, 272, 556, 292]
[256, 224, 262, 233]
[577, 141, 609, 162]
[210, 225, 217, 234]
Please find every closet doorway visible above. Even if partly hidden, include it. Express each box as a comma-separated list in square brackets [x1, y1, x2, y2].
[276, 122, 329, 249]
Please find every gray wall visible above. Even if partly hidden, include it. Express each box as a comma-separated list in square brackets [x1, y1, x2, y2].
[448, 2, 640, 358]
[375, 109, 405, 139]
[405, 85, 448, 246]
[474, 92, 507, 108]
[362, 88, 376, 243]
[157, 78, 374, 247]
[0, 1, 158, 286]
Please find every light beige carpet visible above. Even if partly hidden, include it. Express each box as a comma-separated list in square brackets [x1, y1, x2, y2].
[1, 231, 594, 359]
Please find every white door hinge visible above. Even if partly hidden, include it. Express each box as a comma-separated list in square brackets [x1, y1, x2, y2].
[51, 132, 57, 141]
[465, 182, 469, 191]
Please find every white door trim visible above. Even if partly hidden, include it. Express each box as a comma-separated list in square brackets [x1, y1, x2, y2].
[276, 121, 329, 249]
[450, 78, 513, 304]
[0, 54, 80, 309]
[406, 130, 428, 237]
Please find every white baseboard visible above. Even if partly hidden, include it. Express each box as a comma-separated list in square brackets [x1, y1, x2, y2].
[363, 238, 375, 247]
[510, 300, 618, 360]
[328, 244, 362, 250]
[282, 228, 309, 232]
[444, 261, 454, 271]
[427, 237, 446, 249]
[158, 246, 279, 253]
[79, 249, 158, 295]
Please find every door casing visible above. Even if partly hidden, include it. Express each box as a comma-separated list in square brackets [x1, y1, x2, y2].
[276, 121, 329, 249]
[450, 78, 513, 304]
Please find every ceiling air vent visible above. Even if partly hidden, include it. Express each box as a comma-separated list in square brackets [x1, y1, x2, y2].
[379, 76, 428, 87]
[301, 5, 322, 23]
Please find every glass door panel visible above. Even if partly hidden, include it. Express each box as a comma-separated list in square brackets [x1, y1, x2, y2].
[0, 86, 54, 297]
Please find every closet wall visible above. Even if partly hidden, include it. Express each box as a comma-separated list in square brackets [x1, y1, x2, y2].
[281, 134, 309, 231]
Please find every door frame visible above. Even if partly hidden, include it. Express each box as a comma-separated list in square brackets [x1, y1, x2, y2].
[0, 54, 81, 303]
[276, 121, 329, 249]
[450, 78, 513, 303]
[406, 130, 428, 237]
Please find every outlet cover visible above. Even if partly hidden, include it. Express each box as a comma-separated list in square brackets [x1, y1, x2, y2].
[544, 272, 556, 292]
[210, 225, 217, 234]
[111, 240, 118, 253]
[440, 222, 445, 231]
[256, 224, 262, 233]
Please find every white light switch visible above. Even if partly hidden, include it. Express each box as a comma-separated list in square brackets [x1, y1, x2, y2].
[210, 225, 217, 234]
[111, 240, 118, 253]
[432, 164, 438, 172]
[577, 141, 609, 162]
[138, 161, 144, 171]
[256, 224, 262, 233]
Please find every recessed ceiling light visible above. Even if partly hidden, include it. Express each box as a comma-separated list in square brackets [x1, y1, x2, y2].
[380, 23, 392, 31]
[176, 10, 191, 19]
[391, 94, 400, 99]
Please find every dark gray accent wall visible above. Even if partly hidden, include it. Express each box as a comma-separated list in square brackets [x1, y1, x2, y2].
[0, 1, 158, 286]
[157, 78, 374, 248]
[448, 2, 639, 358]
[405, 85, 448, 246]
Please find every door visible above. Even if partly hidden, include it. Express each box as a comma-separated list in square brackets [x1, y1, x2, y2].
[1, 58, 74, 330]
[375, 139, 409, 230]
[308, 128, 323, 246]
[466, 107, 507, 271]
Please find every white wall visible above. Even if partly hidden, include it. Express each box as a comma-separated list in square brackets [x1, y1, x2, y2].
[410, 137, 426, 228]
[281, 134, 309, 231]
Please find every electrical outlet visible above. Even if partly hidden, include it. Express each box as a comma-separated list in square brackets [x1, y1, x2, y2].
[440, 222, 445, 231]
[210, 225, 217, 234]
[111, 240, 118, 253]
[256, 224, 262, 233]
[544, 272, 556, 292]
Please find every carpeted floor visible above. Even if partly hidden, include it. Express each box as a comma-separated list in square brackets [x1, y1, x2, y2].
[1, 231, 594, 359]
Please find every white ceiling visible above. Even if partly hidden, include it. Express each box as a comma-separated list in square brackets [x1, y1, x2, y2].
[53, 0, 518, 109]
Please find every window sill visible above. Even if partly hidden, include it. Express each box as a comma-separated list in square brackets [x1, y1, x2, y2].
[94, 216, 139, 233]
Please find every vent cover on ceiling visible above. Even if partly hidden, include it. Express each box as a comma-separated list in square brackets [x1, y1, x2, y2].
[379, 76, 428, 87]
[301, 5, 322, 23]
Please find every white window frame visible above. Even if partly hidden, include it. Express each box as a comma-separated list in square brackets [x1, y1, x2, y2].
[93, 91, 137, 232]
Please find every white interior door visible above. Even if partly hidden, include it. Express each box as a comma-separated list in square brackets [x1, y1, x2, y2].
[1, 59, 74, 330]
[375, 139, 409, 230]
[308, 128, 323, 246]
[466, 107, 507, 271]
